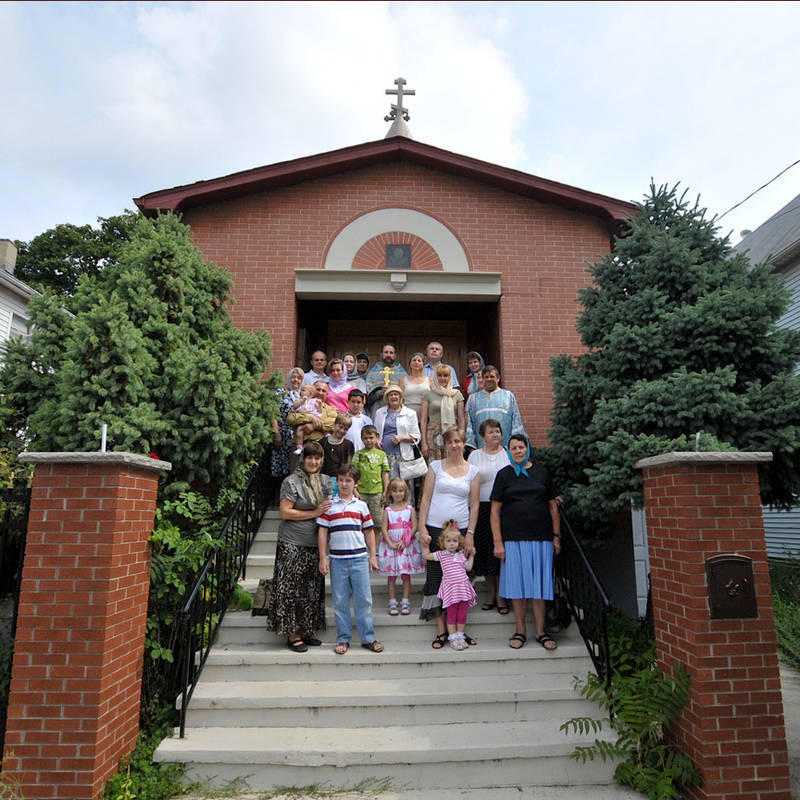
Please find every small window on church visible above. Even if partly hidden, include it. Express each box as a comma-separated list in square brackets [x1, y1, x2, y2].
[385, 244, 411, 269]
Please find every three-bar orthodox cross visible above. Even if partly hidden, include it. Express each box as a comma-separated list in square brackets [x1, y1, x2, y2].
[385, 77, 415, 122]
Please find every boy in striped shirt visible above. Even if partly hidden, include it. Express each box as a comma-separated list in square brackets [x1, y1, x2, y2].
[318, 465, 384, 655]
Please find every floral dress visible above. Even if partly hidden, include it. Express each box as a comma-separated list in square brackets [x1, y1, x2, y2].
[271, 388, 300, 478]
[376, 505, 425, 577]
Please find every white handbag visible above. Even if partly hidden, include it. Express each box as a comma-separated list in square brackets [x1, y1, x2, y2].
[398, 444, 428, 480]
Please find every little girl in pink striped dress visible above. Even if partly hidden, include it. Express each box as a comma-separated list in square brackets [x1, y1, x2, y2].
[421, 520, 476, 650]
[377, 478, 425, 616]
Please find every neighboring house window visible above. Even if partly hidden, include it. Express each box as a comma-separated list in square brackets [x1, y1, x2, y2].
[9, 312, 30, 341]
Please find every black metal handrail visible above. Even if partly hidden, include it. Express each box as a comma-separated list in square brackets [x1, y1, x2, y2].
[0, 488, 32, 639]
[176, 449, 281, 737]
[1, 487, 31, 754]
[556, 506, 612, 687]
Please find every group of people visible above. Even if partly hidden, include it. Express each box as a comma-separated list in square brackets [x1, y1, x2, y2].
[267, 342, 562, 654]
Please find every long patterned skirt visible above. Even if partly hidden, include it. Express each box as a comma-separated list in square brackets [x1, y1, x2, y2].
[267, 540, 326, 638]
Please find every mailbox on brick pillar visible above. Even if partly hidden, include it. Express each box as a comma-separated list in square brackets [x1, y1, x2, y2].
[2, 451, 171, 800]
[635, 451, 791, 800]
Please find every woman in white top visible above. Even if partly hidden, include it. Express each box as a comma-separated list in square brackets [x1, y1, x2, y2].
[467, 418, 511, 613]
[418, 426, 480, 649]
[401, 352, 431, 424]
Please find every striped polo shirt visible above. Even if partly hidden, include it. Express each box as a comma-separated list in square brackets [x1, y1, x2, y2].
[317, 496, 374, 559]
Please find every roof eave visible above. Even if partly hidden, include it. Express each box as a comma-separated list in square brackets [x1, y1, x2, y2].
[133, 138, 636, 228]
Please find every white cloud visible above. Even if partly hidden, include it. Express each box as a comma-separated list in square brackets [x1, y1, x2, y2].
[2, 0, 799, 247]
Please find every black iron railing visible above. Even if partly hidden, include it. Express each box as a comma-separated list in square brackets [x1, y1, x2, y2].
[1, 487, 31, 754]
[177, 449, 281, 737]
[0, 488, 31, 639]
[556, 506, 612, 687]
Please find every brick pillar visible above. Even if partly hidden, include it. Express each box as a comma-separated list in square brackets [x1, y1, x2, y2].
[635, 451, 790, 800]
[2, 452, 171, 800]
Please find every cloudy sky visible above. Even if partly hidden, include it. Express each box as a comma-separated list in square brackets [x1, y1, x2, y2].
[3, 1, 799, 247]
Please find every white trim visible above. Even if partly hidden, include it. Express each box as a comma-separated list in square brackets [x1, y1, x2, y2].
[324, 209, 470, 272]
[295, 269, 501, 302]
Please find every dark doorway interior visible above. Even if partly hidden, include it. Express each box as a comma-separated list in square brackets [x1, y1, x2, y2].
[296, 299, 499, 376]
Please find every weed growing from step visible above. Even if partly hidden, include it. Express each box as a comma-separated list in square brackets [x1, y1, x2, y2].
[172, 777, 395, 799]
[560, 609, 701, 800]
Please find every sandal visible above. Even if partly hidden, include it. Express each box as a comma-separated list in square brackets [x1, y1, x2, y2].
[400, 599, 411, 615]
[334, 642, 350, 655]
[462, 633, 477, 646]
[288, 638, 308, 653]
[361, 640, 384, 653]
[508, 633, 527, 649]
[481, 602, 497, 611]
[536, 633, 558, 651]
[388, 599, 399, 616]
[431, 632, 448, 649]
[497, 603, 510, 615]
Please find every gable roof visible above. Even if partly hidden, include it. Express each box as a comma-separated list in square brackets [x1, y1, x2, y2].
[134, 137, 636, 234]
[734, 192, 800, 269]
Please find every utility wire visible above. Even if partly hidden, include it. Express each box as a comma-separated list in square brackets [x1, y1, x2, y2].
[718, 157, 800, 222]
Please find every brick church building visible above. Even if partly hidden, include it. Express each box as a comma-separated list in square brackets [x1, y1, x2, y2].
[134, 85, 635, 446]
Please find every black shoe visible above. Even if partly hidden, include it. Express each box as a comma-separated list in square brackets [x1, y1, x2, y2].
[303, 636, 322, 646]
[287, 639, 308, 653]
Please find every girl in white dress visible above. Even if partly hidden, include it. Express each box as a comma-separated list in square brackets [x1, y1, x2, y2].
[377, 478, 425, 615]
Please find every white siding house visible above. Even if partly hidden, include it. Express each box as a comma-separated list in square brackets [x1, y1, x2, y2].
[0, 240, 37, 354]
[735, 193, 800, 559]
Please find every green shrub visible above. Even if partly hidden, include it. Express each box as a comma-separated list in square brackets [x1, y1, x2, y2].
[102, 724, 184, 800]
[561, 609, 702, 799]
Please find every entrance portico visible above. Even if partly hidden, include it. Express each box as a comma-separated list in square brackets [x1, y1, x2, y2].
[135, 127, 635, 446]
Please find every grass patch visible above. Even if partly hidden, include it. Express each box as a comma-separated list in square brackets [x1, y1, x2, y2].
[770, 555, 800, 672]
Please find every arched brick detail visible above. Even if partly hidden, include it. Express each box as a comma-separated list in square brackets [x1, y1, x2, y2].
[352, 232, 442, 271]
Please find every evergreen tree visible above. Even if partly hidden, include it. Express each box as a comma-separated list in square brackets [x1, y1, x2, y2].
[1, 213, 279, 492]
[547, 182, 800, 525]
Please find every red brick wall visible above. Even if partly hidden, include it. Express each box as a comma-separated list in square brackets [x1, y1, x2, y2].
[2, 460, 162, 800]
[181, 161, 611, 446]
[641, 459, 791, 800]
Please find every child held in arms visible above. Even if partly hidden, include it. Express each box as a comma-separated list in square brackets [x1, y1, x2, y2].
[321, 413, 355, 497]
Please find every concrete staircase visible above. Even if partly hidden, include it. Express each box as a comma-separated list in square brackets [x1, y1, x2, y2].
[155, 510, 640, 797]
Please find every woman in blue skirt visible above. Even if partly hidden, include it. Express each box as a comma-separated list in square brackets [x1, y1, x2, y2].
[489, 434, 561, 650]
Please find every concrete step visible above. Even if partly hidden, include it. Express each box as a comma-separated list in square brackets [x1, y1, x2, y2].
[182, 672, 594, 728]
[218, 606, 566, 645]
[155, 720, 619, 791]
[177, 788, 644, 800]
[201, 632, 591, 683]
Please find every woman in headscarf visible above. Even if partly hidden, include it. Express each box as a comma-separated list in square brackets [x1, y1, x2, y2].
[268, 442, 332, 652]
[460, 351, 485, 401]
[325, 358, 354, 413]
[420, 365, 465, 461]
[490, 434, 561, 651]
[342, 352, 367, 394]
[271, 367, 305, 479]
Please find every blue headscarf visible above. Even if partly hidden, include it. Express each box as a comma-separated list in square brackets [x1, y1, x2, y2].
[507, 438, 531, 477]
